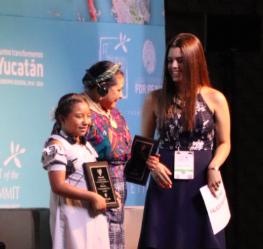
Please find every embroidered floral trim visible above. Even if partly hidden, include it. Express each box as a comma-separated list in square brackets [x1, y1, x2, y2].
[158, 94, 215, 151]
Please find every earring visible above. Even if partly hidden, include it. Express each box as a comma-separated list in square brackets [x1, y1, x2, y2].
[99, 97, 103, 100]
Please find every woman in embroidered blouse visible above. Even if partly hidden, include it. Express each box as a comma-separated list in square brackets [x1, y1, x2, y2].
[138, 33, 231, 249]
[82, 61, 132, 249]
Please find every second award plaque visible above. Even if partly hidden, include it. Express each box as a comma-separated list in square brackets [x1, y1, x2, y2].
[83, 161, 118, 208]
[124, 135, 159, 185]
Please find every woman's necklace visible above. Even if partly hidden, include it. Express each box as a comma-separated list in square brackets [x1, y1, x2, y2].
[84, 92, 118, 129]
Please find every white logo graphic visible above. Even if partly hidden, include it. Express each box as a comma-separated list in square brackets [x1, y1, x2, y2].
[97, 168, 102, 176]
[142, 40, 156, 74]
[99, 33, 130, 99]
[4, 141, 26, 168]
[114, 32, 131, 53]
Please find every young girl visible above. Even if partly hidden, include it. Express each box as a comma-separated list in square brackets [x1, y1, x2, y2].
[42, 93, 110, 249]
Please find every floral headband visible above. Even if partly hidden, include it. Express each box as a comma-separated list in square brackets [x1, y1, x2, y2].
[84, 62, 122, 86]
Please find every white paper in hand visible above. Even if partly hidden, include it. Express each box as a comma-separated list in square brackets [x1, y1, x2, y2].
[200, 182, 231, 234]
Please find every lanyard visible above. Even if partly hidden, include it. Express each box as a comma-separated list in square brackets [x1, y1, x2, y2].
[165, 115, 194, 151]
[174, 128, 194, 151]
[164, 95, 194, 151]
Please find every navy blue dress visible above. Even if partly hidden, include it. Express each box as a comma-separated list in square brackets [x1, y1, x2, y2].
[138, 94, 226, 249]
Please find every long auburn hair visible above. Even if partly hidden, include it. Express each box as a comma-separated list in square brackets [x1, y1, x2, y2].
[157, 33, 211, 130]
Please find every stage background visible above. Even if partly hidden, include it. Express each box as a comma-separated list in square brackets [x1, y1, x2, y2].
[0, 0, 165, 208]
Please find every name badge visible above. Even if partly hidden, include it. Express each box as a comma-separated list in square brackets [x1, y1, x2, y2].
[174, 151, 194, 180]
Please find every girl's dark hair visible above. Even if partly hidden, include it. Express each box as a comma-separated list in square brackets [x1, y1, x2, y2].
[158, 33, 211, 130]
[54, 93, 88, 124]
[82, 60, 124, 90]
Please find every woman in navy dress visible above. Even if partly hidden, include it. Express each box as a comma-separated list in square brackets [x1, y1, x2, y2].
[138, 33, 231, 249]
